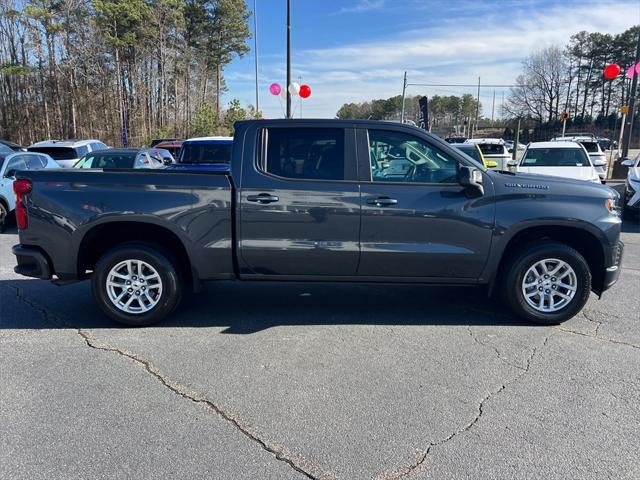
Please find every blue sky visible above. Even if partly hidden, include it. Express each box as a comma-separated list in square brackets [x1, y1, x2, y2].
[223, 0, 640, 119]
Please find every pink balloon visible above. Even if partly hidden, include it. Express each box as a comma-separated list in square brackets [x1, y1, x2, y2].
[269, 83, 281, 96]
[636, 63, 640, 74]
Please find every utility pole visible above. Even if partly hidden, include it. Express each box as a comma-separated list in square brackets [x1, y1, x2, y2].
[473, 76, 480, 138]
[253, 0, 259, 114]
[400, 71, 407, 123]
[491, 90, 495, 122]
[621, 28, 640, 159]
[286, 0, 291, 119]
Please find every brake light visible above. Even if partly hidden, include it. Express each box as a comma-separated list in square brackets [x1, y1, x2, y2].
[13, 179, 32, 229]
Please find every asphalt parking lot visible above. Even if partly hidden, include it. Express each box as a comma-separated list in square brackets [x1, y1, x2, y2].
[1, 204, 639, 479]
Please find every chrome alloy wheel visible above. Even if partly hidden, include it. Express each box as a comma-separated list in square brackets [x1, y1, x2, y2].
[106, 260, 163, 314]
[522, 258, 577, 313]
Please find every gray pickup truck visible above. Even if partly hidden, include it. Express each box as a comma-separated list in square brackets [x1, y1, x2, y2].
[12, 120, 623, 326]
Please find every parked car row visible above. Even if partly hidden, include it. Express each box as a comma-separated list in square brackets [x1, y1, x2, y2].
[0, 151, 60, 232]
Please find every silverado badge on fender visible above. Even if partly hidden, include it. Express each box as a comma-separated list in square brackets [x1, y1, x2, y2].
[504, 183, 550, 190]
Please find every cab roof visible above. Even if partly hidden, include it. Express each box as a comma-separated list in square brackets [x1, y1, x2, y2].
[28, 139, 102, 148]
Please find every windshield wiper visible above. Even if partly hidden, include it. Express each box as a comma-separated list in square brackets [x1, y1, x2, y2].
[493, 169, 516, 175]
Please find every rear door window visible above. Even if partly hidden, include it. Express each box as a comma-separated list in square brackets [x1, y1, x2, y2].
[263, 128, 346, 181]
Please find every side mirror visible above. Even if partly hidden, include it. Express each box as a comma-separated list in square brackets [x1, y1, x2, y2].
[621, 159, 634, 167]
[4, 169, 16, 178]
[508, 148, 514, 154]
[162, 158, 173, 166]
[486, 161, 498, 168]
[458, 166, 484, 195]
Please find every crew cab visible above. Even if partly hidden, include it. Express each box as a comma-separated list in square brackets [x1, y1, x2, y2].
[12, 120, 623, 326]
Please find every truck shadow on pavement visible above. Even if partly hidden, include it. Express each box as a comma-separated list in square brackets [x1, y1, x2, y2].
[2, 278, 533, 334]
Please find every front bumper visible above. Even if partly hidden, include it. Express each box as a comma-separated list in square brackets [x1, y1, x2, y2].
[601, 241, 624, 294]
[12, 244, 52, 280]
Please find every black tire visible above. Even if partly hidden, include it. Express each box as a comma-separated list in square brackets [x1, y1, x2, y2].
[91, 244, 183, 326]
[503, 241, 591, 325]
[0, 201, 7, 233]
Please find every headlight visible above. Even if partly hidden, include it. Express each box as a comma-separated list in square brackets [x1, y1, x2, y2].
[605, 197, 620, 215]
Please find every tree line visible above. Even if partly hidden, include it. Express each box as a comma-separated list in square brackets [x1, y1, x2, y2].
[507, 26, 639, 129]
[335, 93, 481, 127]
[0, 0, 255, 147]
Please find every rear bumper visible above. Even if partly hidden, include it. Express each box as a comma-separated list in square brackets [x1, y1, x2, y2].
[12, 244, 52, 280]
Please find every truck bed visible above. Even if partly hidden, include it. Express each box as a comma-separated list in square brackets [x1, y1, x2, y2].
[17, 169, 235, 281]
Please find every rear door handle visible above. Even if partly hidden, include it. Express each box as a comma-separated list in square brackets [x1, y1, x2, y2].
[367, 196, 398, 206]
[247, 193, 280, 204]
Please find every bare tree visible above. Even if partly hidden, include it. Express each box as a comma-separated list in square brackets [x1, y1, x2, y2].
[506, 46, 567, 123]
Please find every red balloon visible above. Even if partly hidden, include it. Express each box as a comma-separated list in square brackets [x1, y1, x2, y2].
[299, 84, 311, 98]
[604, 63, 621, 80]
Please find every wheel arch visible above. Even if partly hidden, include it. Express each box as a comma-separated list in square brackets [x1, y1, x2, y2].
[489, 224, 606, 296]
[77, 220, 195, 289]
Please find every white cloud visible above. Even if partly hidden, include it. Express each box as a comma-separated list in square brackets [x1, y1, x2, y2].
[225, 1, 640, 118]
[339, 0, 385, 14]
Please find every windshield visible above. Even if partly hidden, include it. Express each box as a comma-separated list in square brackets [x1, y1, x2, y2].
[75, 152, 136, 168]
[179, 142, 232, 164]
[521, 148, 591, 167]
[28, 147, 79, 160]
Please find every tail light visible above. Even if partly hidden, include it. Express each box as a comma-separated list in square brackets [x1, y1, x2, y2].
[13, 179, 32, 229]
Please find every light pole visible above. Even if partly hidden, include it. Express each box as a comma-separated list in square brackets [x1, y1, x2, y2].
[621, 29, 640, 159]
[253, 0, 259, 113]
[286, 0, 292, 119]
[400, 71, 407, 123]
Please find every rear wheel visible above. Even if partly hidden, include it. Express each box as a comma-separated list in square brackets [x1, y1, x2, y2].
[91, 244, 183, 326]
[503, 242, 591, 325]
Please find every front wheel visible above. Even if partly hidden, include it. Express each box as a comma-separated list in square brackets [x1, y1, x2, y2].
[503, 242, 591, 325]
[91, 244, 183, 326]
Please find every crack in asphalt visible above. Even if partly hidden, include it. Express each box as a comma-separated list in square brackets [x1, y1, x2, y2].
[466, 325, 526, 371]
[581, 311, 603, 337]
[7, 284, 323, 480]
[376, 333, 553, 480]
[553, 309, 639, 350]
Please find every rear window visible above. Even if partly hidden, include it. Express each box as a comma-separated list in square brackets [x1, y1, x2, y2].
[75, 152, 136, 169]
[578, 141, 599, 153]
[28, 147, 79, 161]
[477, 144, 506, 155]
[179, 142, 232, 164]
[521, 148, 590, 167]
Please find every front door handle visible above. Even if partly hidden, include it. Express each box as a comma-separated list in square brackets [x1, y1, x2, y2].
[367, 196, 398, 206]
[247, 193, 280, 204]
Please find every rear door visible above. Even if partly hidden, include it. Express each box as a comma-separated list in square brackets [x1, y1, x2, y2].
[238, 124, 361, 277]
[357, 127, 495, 279]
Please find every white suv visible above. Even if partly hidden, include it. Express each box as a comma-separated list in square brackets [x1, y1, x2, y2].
[466, 138, 511, 170]
[551, 136, 607, 181]
[27, 139, 109, 168]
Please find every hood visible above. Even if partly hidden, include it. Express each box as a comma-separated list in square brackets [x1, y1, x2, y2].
[516, 166, 598, 182]
[488, 169, 616, 199]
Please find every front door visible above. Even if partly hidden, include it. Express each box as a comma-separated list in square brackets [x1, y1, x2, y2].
[239, 126, 361, 277]
[358, 128, 495, 279]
